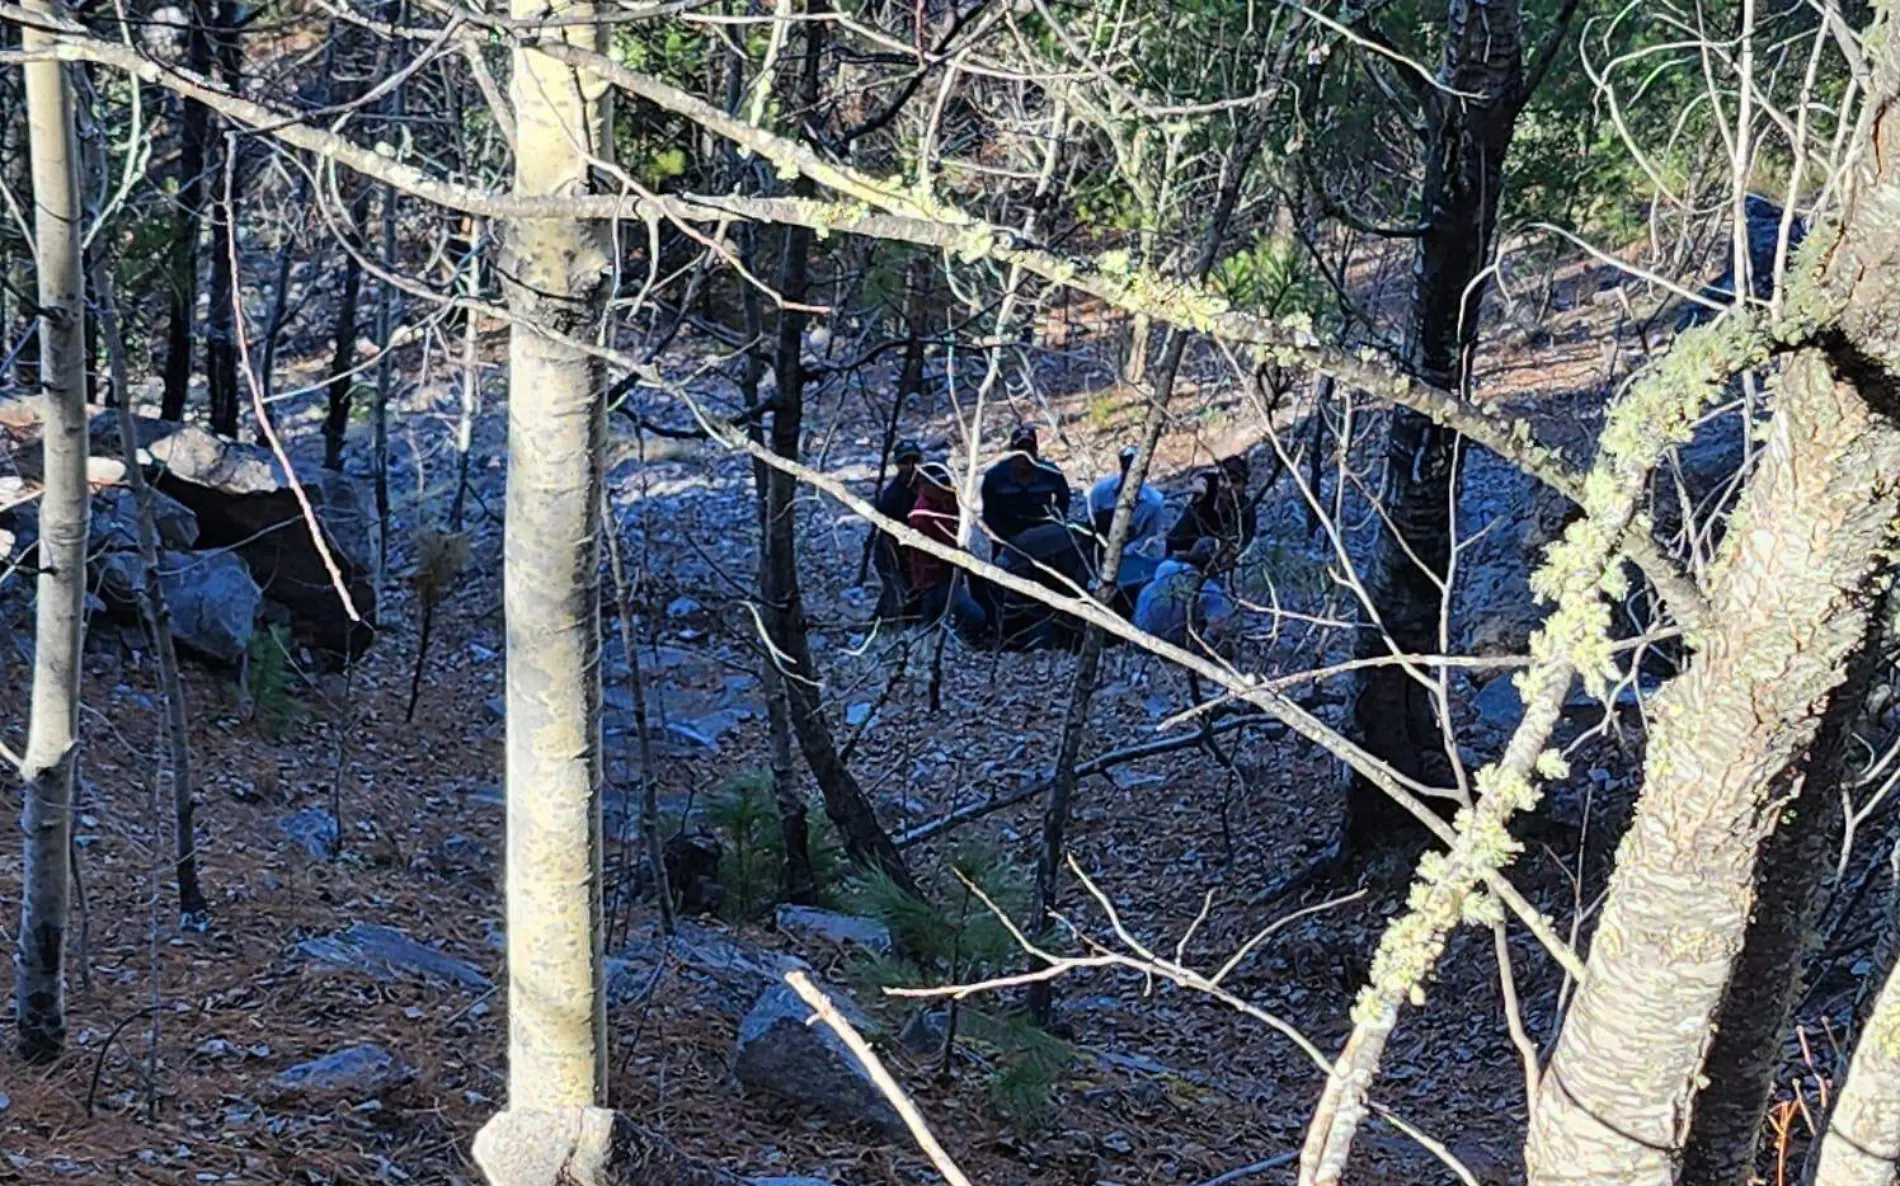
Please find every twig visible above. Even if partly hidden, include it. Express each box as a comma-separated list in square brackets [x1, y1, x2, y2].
[785, 971, 974, 1186]
[1192, 1152, 1298, 1186]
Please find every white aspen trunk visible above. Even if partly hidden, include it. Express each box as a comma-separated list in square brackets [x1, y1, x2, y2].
[1815, 947, 1900, 1186]
[493, 0, 613, 1112]
[14, 0, 89, 1065]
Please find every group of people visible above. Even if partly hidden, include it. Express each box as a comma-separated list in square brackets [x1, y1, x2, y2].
[869, 425, 1254, 648]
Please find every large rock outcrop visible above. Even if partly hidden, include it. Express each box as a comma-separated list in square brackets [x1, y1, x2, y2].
[108, 413, 379, 658]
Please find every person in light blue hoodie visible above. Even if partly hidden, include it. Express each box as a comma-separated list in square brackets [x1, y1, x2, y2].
[1133, 537, 1235, 645]
[1088, 445, 1168, 590]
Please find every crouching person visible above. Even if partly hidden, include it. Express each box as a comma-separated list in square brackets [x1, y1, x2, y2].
[1132, 537, 1235, 646]
[907, 464, 989, 635]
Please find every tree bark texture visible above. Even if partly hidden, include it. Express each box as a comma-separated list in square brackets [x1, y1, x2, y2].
[160, 0, 214, 422]
[1348, 0, 1527, 844]
[15, 0, 89, 1062]
[474, 1107, 744, 1186]
[758, 18, 917, 899]
[1524, 350, 1900, 1185]
[202, 0, 242, 437]
[1676, 611, 1886, 1186]
[1816, 953, 1900, 1186]
[493, 0, 612, 1110]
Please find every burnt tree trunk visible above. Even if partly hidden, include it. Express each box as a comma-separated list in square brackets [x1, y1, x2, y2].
[1347, 0, 1530, 849]
[755, 16, 916, 898]
[160, 0, 215, 422]
[323, 184, 372, 471]
[202, 0, 243, 437]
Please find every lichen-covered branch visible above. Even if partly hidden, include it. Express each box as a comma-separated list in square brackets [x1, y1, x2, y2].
[0, 5, 1708, 633]
[1295, 313, 1773, 1186]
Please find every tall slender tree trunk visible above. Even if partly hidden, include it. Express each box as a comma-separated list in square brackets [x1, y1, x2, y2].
[371, 9, 404, 590]
[1347, 0, 1527, 846]
[1523, 353, 1900, 1184]
[202, 0, 242, 437]
[323, 184, 371, 471]
[1028, 107, 1272, 1022]
[744, 264, 817, 905]
[448, 220, 482, 532]
[160, 0, 213, 422]
[15, 0, 89, 1062]
[488, 0, 612, 1112]
[757, 15, 916, 898]
[80, 86, 210, 933]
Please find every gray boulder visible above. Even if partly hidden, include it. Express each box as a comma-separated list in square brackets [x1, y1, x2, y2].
[279, 807, 340, 860]
[96, 549, 260, 664]
[265, 1043, 411, 1104]
[97, 412, 379, 658]
[732, 983, 903, 1137]
[609, 920, 811, 1017]
[775, 906, 893, 956]
[92, 486, 198, 551]
[298, 922, 492, 991]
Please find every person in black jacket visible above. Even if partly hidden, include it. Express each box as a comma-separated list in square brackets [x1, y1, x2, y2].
[871, 438, 925, 621]
[979, 425, 1071, 552]
[1166, 454, 1254, 570]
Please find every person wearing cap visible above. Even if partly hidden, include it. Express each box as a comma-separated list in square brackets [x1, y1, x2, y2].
[979, 424, 1072, 550]
[1165, 452, 1254, 568]
[871, 438, 926, 621]
[1086, 444, 1168, 555]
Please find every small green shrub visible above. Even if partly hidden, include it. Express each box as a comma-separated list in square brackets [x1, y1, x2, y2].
[847, 843, 1074, 1130]
[701, 768, 845, 923]
[242, 624, 304, 741]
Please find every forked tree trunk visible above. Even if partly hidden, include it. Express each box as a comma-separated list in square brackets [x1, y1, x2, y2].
[1347, 0, 1528, 846]
[15, 0, 89, 1062]
[757, 18, 916, 899]
[1523, 352, 1900, 1184]
[160, 0, 214, 422]
[1527, 17, 1900, 1176]
[484, 0, 613, 1116]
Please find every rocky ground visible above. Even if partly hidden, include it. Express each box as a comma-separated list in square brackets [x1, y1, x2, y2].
[0, 257, 1812, 1185]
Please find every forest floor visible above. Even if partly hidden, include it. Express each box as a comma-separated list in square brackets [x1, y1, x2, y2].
[0, 254, 1801, 1186]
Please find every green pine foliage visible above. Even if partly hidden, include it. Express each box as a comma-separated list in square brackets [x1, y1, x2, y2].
[700, 768, 845, 923]
[847, 843, 1076, 1130]
[242, 624, 304, 742]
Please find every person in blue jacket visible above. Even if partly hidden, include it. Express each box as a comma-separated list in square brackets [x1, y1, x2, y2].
[1133, 537, 1235, 645]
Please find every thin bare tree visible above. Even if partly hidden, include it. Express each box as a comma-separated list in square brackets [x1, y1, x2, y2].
[14, 0, 89, 1063]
